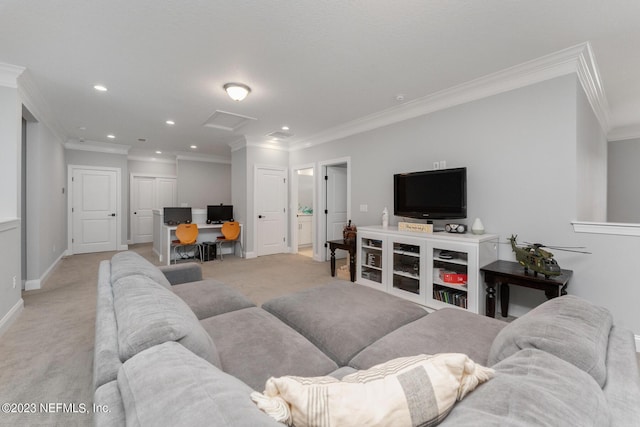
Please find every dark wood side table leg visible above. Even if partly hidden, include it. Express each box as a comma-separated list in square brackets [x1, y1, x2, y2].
[486, 282, 496, 317]
[349, 251, 356, 282]
[330, 248, 337, 277]
[500, 282, 510, 317]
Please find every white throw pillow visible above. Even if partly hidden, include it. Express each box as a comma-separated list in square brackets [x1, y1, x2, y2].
[251, 353, 493, 427]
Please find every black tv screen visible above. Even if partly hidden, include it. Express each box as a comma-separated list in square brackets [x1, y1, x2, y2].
[394, 167, 467, 220]
[207, 205, 234, 223]
[163, 207, 192, 225]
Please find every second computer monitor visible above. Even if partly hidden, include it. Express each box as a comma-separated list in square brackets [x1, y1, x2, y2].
[207, 205, 234, 224]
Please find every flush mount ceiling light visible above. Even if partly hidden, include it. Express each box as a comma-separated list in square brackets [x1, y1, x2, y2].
[223, 83, 251, 101]
[94, 84, 108, 92]
[107, 134, 115, 139]
[166, 120, 175, 125]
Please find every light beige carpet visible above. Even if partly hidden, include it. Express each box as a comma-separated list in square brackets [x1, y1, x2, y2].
[0, 245, 344, 426]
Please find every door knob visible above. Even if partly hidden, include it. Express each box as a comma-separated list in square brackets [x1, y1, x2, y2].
[109, 213, 116, 217]
[258, 215, 263, 219]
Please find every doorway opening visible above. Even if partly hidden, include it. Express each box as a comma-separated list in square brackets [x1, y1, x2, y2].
[319, 157, 351, 262]
[291, 165, 315, 258]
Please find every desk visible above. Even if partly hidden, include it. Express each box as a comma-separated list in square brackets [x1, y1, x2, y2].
[157, 223, 243, 265]
[481, 260, 573, 318]
[327, 239, 356, 282]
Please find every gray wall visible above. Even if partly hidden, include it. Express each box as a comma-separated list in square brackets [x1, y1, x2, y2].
[290, 75, 640, 335]
[0, 84, 22, 331]
[25, 119, 67, 283]
[608, 138, 640, 223]
[176, 159, 231, 208]
[128, 159, 176, 176]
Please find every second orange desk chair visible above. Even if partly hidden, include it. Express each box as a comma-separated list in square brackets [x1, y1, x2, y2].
[216, 221, 242, 260]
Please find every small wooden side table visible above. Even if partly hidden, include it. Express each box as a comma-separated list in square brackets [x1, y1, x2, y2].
[327, 239, 356, 282]
[480, 260, 573, 318]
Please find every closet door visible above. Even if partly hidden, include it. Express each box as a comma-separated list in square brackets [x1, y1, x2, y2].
[131, 176, 156, 243]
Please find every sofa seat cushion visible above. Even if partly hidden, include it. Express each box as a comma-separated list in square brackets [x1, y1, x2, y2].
[252, 353, 493, 427]
[117, 342, 281, 427]
[171, 279, 255, 320]
[112, 274, 220, 367]
[350, 308, 507, 370]
[111, 251, 171, 288]
[262, 281, 428, 366]
[488, 295, 612, 387]
[442, 348, 611, 426]
[200, 307, 338, 391]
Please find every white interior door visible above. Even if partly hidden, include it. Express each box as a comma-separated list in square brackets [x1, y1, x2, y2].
[325, 165, 348, 258]
[256, 167, 287, 256]
[132, 177, 155, 244]
[72, 168, 118, 254]
[131, 176, 176, 244]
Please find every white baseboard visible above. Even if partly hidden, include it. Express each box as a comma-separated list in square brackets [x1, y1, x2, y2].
[244, 251, 257, 259]
[0, 298, 24, 338]
[118, 244, 129, 251]
[24, 251, 65, 291]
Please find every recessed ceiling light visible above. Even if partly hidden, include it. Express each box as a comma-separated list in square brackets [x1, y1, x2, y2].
[281, 126, 290, 131]
[190, 145, 197, 149]
[94, 84, 108, 92]
[155, 151, 162, 154]
[166, 120, 175, 125]
[107, 134, 115, 139]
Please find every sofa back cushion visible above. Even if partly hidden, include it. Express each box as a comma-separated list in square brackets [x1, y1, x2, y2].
[443, 348, 611, 426]
[93, 260, 123, 390]
[117, 342, 281, 427]
[111, 251, 171, 289]
[488, 295, 612, 387]
[112, 274, 220, 368]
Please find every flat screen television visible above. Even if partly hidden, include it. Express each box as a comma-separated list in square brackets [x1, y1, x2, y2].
[163, 207, 192, 225]
[207, 205, 234, 223]
[394, 167, 467, 220]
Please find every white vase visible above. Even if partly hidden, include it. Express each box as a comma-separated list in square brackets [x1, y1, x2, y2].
[471, 218, 485, 235]
[382, 207, 389, 228]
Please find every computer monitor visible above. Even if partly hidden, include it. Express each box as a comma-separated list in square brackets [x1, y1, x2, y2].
[163, 207, 192, 225]
[207, 205, 234, 223]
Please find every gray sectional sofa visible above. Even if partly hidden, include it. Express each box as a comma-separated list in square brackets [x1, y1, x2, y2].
[94, 251, 640, 426]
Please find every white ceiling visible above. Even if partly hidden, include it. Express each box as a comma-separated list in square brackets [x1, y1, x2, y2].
[1, 1, 639, 161]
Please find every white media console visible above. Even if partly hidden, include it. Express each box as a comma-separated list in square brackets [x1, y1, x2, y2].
[356, 225, 498, 314]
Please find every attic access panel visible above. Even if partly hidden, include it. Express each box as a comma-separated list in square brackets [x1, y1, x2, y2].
[203, 110, 257, 132]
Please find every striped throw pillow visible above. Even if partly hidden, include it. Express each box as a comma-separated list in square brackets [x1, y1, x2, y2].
[251, 353, 493, 427]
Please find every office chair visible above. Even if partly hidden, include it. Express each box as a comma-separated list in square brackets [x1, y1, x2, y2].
[172, 223, 203, 264]
[216, 221, 242, 260]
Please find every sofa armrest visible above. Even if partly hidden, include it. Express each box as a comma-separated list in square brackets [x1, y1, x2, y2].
[158, 263, 203, 285]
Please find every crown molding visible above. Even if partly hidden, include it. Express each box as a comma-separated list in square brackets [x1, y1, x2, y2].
[0, 62, 24, 88]
[228, 135, 289, 153]
[16, 68, 68, 144]
[127, 155, 177, 164]
[292, 42, 609, 151]
[607, 124, 640, 142]
[65, 139, 131, 155]
[176, 154, 231, 164]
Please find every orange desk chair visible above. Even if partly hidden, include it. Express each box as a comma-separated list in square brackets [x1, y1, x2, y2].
[172, 223, 203, 264]
[216, 221, 243, 260]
